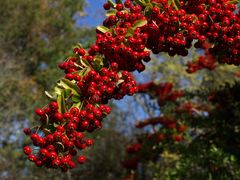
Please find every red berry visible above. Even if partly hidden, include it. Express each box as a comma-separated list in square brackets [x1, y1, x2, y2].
[39, 148, 48, 157]
[78, 48, 86, 56]
[77, 155, 86, 164]
[110, 62, 118, 71]
[74, 132, 84, 140]
[68, 161, 76, 168]
[52, 158, 61, 168]
[103, 3, 110, 10]
[35, 160, 43, 167]
[86, 139, 94, 146]
[31, 133, 39, 141]
[65, 73, 74, 80]
[70, 107, 79, 116]
[49, 102, 58, 111]
[46, 145, 55, 152]
[24, 146, 32, 155]
[28, 154, 37, 162]
[116, 4, 123, 11]
[178, 125, 187, 132]
[47, 151, 57, 160]
[35, 108, 45, 116]
[67, 122, 77, 131]
[81, 120, 89, 129]
[56, 125, 65, 133]
[63, 112, 72, 119]
[54, 112, 63, 122]
[23, 128, 31, 135]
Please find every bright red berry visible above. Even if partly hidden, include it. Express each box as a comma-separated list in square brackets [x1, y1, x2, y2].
[78, 155, 86, 164]
[24, 146, 32, 155]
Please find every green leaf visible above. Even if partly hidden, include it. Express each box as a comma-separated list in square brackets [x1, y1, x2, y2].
[57, 94, 66, 114]
[151, 2, 163, 9]
[72, 94, 81, 103]
[108, 0, 116, 7]
[116, 79, 124, 86]
[72, 67, 89, 77]
[144, 5, 152, 17]
[135, 0, 147, 6]
[53, 122, 59, 127]
[125, 28, 134, 37]
[57, 95, 62, 113]
[227, 0, 238, 4]
[61, 94, 66, 113]
[230, 155, 235, 162]
[45, 91, 56, 100]
[55, 142, 65, 152]
[63, 89, 71, 99]
[170, 0, 181, 10]
[57, 79, 80, 95]
[80, 58, 90, 68]
[115, 0, 122, 4]
[96, 25, 111, 34]
[93, 56, 104, 71]
[42, 128, 51, 135]
[106, 9, 117, 17]
[77, 43, 83, 48]
[54, 86, 62, 95]
[82, 67, 90, 76]
[71, 101, 83, 109]
[132, 19, 148, 29]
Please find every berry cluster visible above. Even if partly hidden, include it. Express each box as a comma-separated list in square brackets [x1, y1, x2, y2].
[187, 42, 216, 73]
[23, 56, 139, 170]
[99, 0, 151, 72]
[77, 67, 138, 103]
[183, 0, 240, 65]
[135, 116, 187, 142]
[24, 33, 139, 170]
[122, 135, 160, 170]
[24, 101, 100, 171]
[141, 0, 240, 63]
[122, 143, 141, 170]
[23, 0, 239, 172]
[176, 102, 211, 115]
[143, 2, 193, 56]
[138, 82, 184, 106]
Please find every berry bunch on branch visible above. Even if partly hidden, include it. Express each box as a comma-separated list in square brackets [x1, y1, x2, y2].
[23, 0, 239, 172]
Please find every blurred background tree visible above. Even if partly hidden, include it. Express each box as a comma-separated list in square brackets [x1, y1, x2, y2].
[121, 51, 240, 179]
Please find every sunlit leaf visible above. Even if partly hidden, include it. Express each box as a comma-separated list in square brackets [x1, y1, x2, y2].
[135, 0, 147, 6]
[57, 94, 66, 114]
[132, 19, 148, 29]
[108, 0, 116, 7]
[57, 79, 80, 95]
[96, 26, 111, 34]
[71, 101, 83, 109]
[106, 9, 117, 16]
[45, 91, 56, 100]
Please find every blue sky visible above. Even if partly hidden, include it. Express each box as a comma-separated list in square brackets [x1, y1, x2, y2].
[76, 0, 107, 27]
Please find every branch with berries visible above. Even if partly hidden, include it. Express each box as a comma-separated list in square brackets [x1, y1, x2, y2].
[23, 0, 239, 172]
